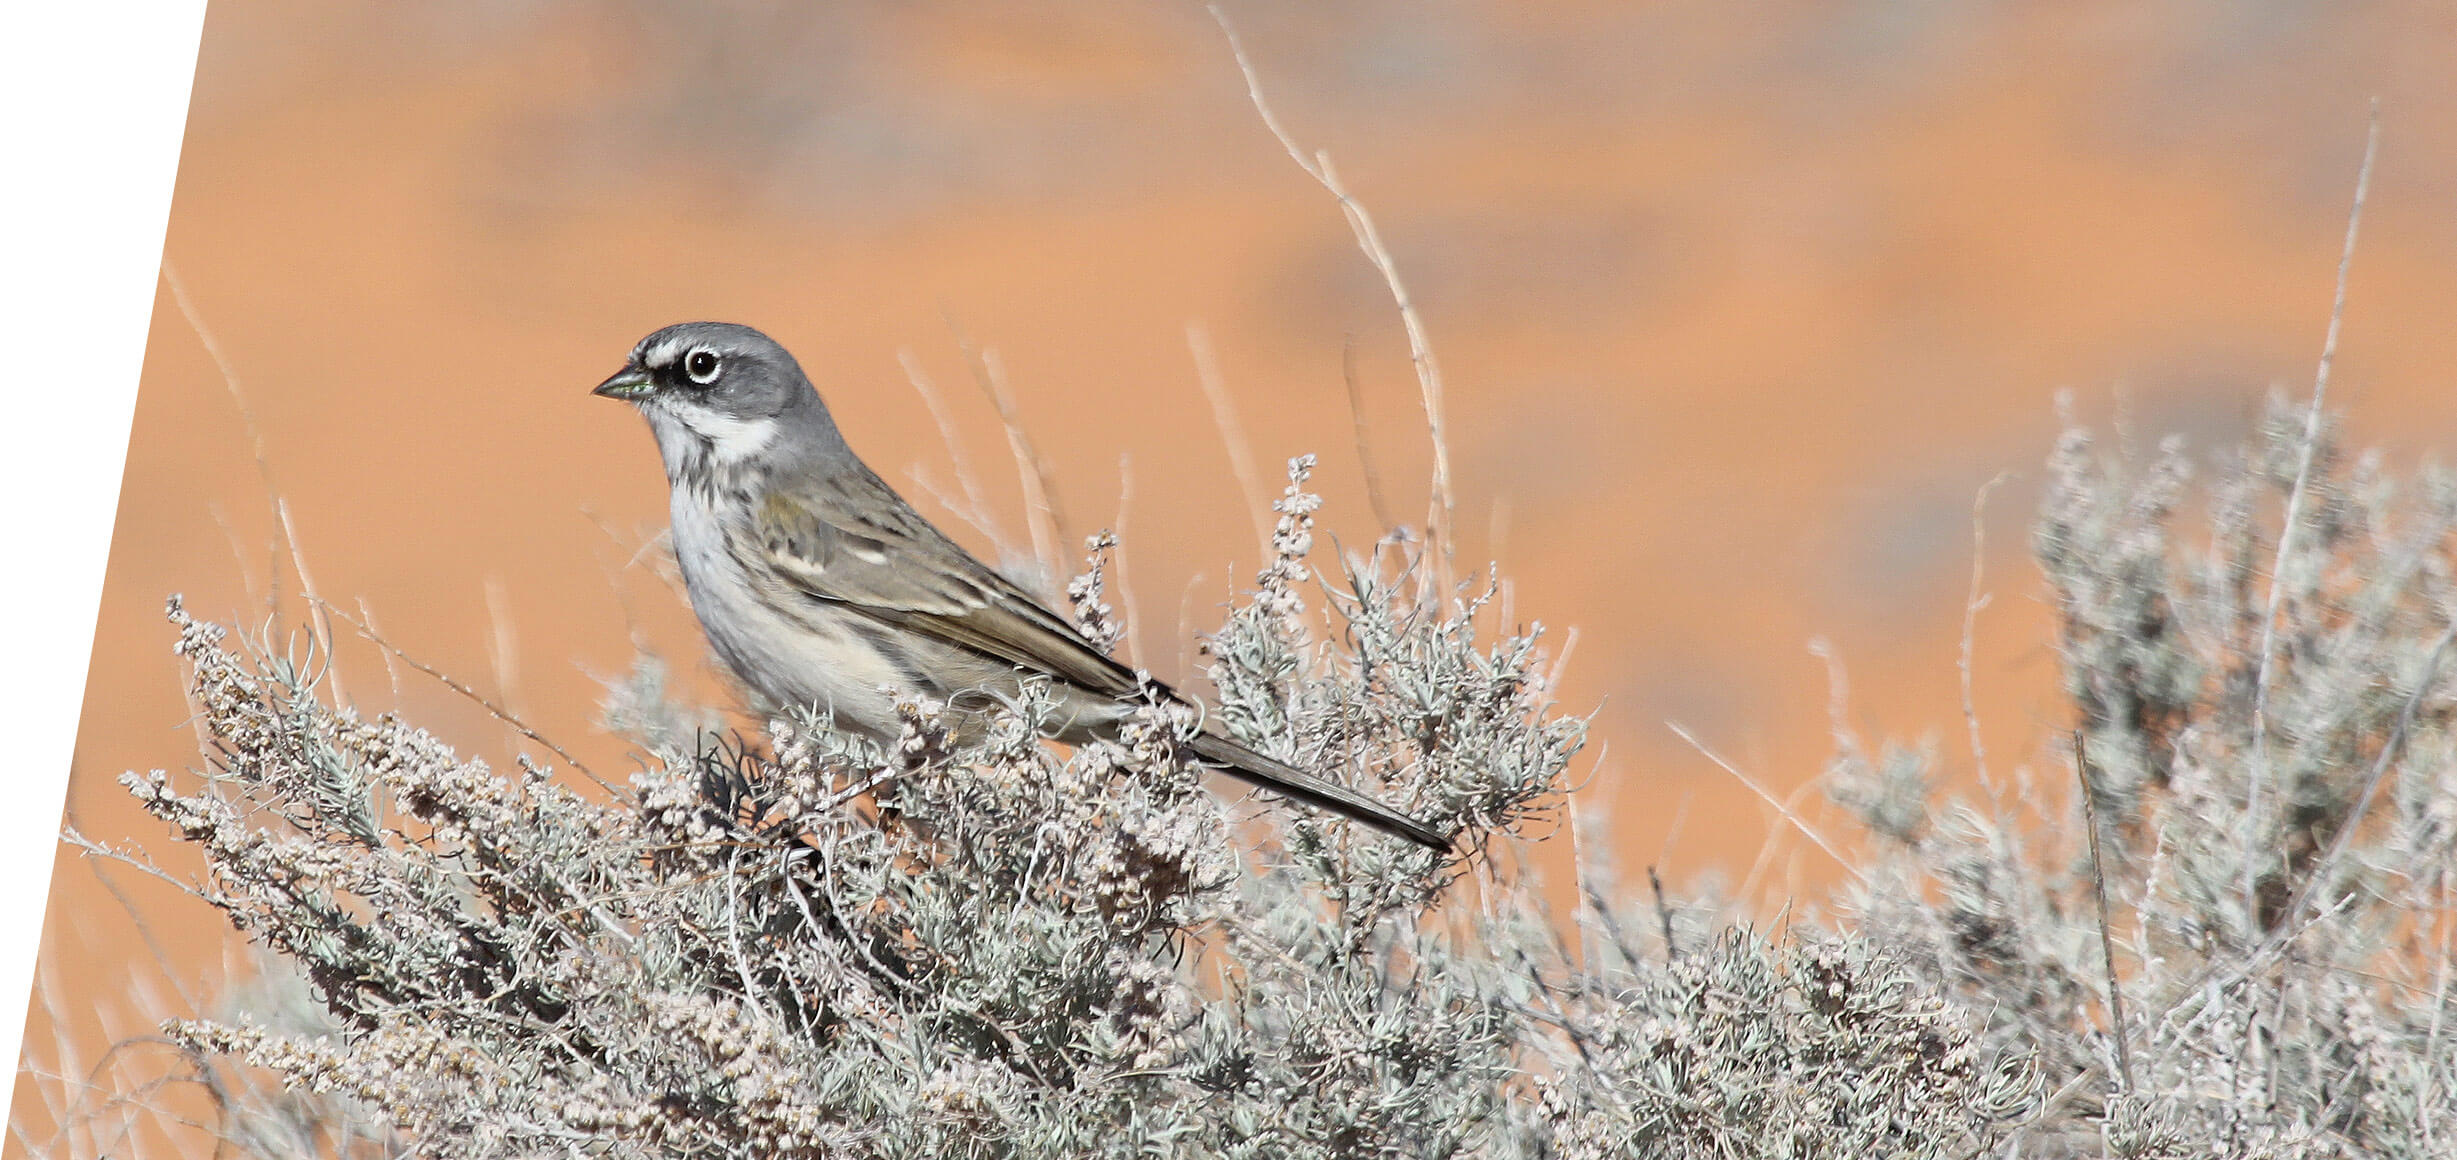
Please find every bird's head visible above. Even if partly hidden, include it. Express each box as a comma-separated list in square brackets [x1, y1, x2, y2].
[595, 321, 839, 477]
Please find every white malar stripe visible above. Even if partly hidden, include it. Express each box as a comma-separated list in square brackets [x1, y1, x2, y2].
[698, 413, 778, 463]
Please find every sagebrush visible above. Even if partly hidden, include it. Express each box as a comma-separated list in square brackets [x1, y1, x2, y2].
[32, 402, 2457, 1157]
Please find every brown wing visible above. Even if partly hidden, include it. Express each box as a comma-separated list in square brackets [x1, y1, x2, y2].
[754, 467, 1451, 851]
[750, 466, 1141, 698]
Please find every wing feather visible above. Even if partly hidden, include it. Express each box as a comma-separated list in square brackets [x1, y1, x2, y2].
[752, 468, 1140, 698]
[750, 466, 1450, 850]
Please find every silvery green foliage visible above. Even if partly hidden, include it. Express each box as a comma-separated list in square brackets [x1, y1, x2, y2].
[1513, 894, 2039, 1159]
[100, 413, 2457, 1157]
[1830, 395, 2457, 1157]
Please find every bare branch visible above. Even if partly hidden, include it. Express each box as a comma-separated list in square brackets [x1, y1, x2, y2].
[1208, 4, 1456, 570]
[1186, 323, 1274, 565]
[2246, 107, 2379, 912]
[955, 335, 1069, 596]
[313, 598, 609, 793]
[1667, 721, 1858, 881]
[2073, 735, 2136, 1093]
[1960, 473, 2011, 786]
[1340, 334, 1398, 532]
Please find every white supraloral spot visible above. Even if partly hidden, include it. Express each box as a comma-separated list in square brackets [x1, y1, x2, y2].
[643, 336, 688, 371]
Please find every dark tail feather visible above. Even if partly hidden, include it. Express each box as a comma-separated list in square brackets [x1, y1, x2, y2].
[1186, 732, 1451, 852]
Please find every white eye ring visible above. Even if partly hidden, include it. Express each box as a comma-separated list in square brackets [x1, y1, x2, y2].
[684, 349, 721, 385]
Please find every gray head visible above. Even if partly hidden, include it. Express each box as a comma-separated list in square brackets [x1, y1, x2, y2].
[593, 321, 849, 484]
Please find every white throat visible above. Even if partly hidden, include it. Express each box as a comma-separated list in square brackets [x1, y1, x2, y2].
[646, 403, 781, 486]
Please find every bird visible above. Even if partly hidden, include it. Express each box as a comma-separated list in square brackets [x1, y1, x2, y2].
[594, 321, 1450, 852]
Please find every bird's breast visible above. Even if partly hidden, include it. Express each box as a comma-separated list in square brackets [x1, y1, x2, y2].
[664, 486, 1142, 746]
[667, 487, 910, 737]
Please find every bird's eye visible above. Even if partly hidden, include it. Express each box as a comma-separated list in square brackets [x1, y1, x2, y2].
[684, 349, 721, 385]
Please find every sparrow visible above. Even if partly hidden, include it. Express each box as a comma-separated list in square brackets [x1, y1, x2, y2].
[595, 321, 1448, 851]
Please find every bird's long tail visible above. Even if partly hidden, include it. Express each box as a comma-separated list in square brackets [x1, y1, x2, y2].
[1185, 732, 1450, 852]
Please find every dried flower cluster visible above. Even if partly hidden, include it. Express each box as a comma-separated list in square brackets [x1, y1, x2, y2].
[44, 407, 2457, 1157]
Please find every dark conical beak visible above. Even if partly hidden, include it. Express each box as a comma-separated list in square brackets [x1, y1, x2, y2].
[592, 366, 654, 400]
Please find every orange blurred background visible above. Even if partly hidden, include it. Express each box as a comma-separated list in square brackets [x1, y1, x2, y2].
[20, 0, 2457, 1150]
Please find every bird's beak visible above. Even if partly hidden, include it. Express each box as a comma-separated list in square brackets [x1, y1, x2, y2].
[592, 366, 654, 401]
